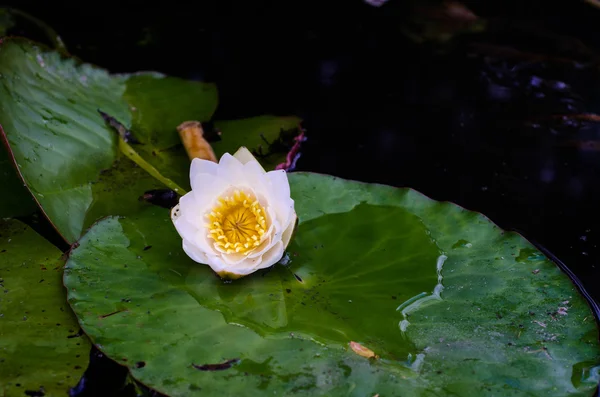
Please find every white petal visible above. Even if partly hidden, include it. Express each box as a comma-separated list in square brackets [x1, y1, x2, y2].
[234, 146, 265, 172]
[276, 198, 295, 230]
[247, 212, 280, 259]
[240, 163, 269, 192]
[226, 256, 264, 276]
[172, 214, 194, 241]
[243, 175, 272, 205]
[177, 192, 204, 226]
[262, 194, 294, 233]
[190, 157, 218, 181]
[266, 205, 280, 233]
[217, 153, 245, 181]
[264, 170, 295, 225]
[208, 241, 284, 277]
[281, 213, 297, 248]
[242, 158, 267, 177]
[182, 239, 209, 265]
[189, 173, 230, 209]
[245, 235, 272, 259]
[220, 252, 248, 266]
[204, 255, 229, 274]
[189, 158, 221, 196]
[267, 169, 291, 199]
[254, 241, 284, 270]
[217, 154, 270, 191]
[174, 216, 215, 255]
[253, 190, 270, 212]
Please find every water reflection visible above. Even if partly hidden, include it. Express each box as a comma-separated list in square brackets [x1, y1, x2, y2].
[185, 203, 441, 360]
[397, 254, 447, 333]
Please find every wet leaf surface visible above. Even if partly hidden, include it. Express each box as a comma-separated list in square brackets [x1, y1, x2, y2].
[0, 219, 90, 396]
[124, 74, 218, 151]
[0, 37, 155, 243]
[64, 173, 600, 396]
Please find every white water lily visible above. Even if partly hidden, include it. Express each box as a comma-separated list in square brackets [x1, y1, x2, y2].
[171, 147, 297, 279]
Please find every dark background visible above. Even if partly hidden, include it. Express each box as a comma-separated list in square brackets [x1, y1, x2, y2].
[5, 0, 600, 394]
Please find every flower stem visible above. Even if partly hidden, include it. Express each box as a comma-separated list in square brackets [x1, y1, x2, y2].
[118, 139, 187, 195]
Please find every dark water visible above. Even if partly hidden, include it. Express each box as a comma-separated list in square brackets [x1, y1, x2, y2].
[6, 0, 600, 395]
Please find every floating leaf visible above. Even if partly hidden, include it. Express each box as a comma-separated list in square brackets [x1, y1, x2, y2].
[124, 74, 218, 151]
[0, 219, 90, 396]
[64, 173, 600, 396]
[121, 74, 218, 189]
[0, 38, 217, 243]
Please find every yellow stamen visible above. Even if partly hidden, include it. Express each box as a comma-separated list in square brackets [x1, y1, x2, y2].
[206, 189, 268, 255]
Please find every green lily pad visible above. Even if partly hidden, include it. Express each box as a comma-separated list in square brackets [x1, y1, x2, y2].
[121, 73, 218, 189]
[0, 219, 90, 396]
[0, 37, 216, 243]
[0, 37, 302, 244]
[0, 38, 129, 244]
[64, 173, 600, 396]
[124, 73, 218, 151]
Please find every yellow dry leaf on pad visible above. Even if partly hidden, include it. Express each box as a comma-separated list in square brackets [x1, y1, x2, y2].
[177, 120, 217, 162]
[349, 341, 379, 359]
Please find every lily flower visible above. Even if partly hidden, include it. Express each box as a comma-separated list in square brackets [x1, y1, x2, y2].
[171, 147, 297, 279]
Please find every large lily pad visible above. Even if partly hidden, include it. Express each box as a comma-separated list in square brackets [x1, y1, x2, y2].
[0, 37, 301, 244]
[0, 219, 90, 396]
[64, 172, 600, 396]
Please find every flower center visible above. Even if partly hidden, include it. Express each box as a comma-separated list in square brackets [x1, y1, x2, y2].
[206, 190, 267, 255]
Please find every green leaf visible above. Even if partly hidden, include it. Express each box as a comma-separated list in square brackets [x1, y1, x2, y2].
[122, 74, 218, 190]
[63, 173, 600, 396]
[0, 219, 90, 396]
[0, 38, 218, 243]
[214, 116, 302, 170]
[124, 73, 218, 150]
[0, 38, 129, 244]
